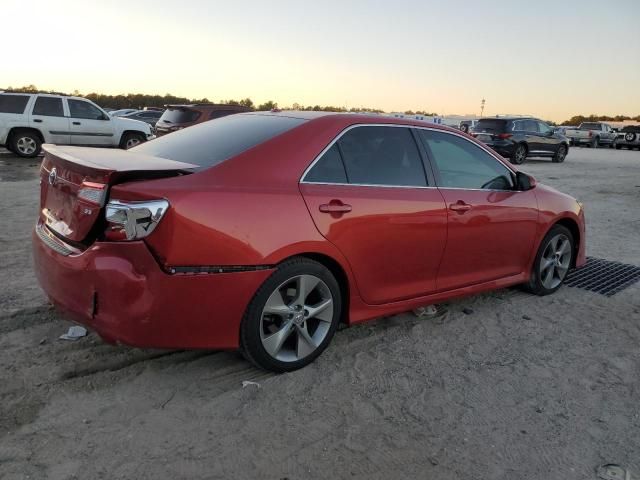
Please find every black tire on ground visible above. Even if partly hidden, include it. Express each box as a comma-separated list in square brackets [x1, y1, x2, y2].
[591, 136, 600, 148]
[510, 144, 527, 165]
[523, 224, 574, 296]
[240, 257, 342, 372]
[552, 144, 567, 163]
[10, 130, 42, 158]
[461, 125, 469, 133]
[119, 132, 146, 150]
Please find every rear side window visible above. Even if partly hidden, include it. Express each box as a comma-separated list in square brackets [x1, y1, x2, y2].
[304, 144, 347, 183]
[33, 97, 64, 117]
[418, 130, 514, 190]
[336, 126, 426, 187]
[132, 113, 306, 168]
[0, 94, 29, 114]
[580, 123, 600, 130]
[159, 108, 200, 124]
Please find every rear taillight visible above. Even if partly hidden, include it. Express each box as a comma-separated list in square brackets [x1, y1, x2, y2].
[497, 133, 513, 139]
[78, 182, 107, 206]
[588, 131, 593, 137]
[104, 199, 169, 241]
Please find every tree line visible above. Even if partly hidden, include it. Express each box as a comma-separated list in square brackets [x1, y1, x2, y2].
[2, 85, 436, 115]
[560, 114, 640, 126]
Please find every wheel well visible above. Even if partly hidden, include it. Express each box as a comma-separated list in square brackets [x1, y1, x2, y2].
[8, 127, 44, 144]
[554, 218, 580, 267]
[290, 252, 350, 324]
[119, 130, 145, 145]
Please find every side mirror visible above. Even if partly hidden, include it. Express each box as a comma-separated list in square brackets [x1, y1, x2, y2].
[516, 171, 536, 191]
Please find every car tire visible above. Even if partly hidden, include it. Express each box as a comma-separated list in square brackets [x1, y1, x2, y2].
[511, 144, 527, 165]
[119, 132, 146, 150]
[240, 257, 342, 372]
[591, 136, 599, 148]
[10, 130, 42, 158]
[552, 144, 567, 163]
[523, 224, 574, 296]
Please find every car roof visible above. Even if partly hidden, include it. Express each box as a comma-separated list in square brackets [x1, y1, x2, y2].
[165, 103, 252, 111]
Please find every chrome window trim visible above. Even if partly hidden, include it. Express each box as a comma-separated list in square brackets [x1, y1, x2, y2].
[299, 123, 518, 192]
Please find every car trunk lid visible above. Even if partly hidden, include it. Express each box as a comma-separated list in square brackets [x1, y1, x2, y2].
[39, 144, 197, 243]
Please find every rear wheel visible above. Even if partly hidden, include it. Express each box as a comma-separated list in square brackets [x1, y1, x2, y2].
[511, 144, 527, 164]
[552, 144, 567, 163]
[591, 136, 600, 148]
[240, 258, 342, 372]
[119, 132, 146, 150]
[523, 225, 574, 296]
[10, 130, 41, 158]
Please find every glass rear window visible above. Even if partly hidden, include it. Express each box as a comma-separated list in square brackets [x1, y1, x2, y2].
[0, 94, 29, 114]
[159, 108, 200, 124]
[474, 119, 507, 132]
[132, 113, 306, 168]
[580, 123, 600, 130]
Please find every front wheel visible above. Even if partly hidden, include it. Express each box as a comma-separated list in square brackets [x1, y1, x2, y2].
[240, 258, 342, 372]
[523, 225, 574, 296]
[119, 132, 146, 150]
[552, 144, 567, 163]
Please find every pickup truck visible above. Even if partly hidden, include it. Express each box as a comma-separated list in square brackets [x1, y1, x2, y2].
[0, 92, 154, 157]
[564, 122, 617, 148]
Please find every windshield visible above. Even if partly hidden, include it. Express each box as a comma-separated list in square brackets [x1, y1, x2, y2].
[132, 113, 306, 168]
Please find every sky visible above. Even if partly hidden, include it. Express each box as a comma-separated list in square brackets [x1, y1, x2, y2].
[2, 0, 639, 122]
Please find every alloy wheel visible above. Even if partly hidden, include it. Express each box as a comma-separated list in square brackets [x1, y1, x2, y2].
[514, 145, 526, 164]
[539, 233, 572, 289]
[260, 274, 334, 362]
[16, 137, 37, 155]
[125, 137, 141, 149]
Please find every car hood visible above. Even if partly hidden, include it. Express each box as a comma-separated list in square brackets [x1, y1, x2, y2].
[112, 116, 152, 134]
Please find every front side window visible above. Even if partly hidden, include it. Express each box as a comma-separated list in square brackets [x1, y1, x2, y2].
[68, 99, 105, 120]
[538, 121, 552, 135]
[33, 97, 64, 117]
[0, 94, 29, 114]
[336, 126, 426, 187]
[418, 130, 514, 190]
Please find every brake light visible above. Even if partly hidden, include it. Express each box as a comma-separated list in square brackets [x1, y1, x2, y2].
[104, 199, 169, 241]
[588, 131, 593, 137]
[78, 182, 107, 206]
[497, 133, 513, 139]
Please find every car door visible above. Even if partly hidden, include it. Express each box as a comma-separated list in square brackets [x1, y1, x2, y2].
[522, 119, 545, 154]
[300, 125, 448, 305]
[29, 96, 70, 145]
[416, 129, 539, 291]
[67, 98, 115, 146]
[536, 121, 557, 155]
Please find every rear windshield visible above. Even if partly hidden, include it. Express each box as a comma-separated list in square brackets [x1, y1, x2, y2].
[579, 123, 601, 130]
[473, 119, 507, 132]
[159, 108, 201, 124]
[132, 113, 306, 168]
[0, 94, 30, 114]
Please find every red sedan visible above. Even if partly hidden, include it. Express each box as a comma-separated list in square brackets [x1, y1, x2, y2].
[32, 112, 586, 371]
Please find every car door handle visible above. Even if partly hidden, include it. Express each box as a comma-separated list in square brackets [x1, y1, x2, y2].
[33, 119, 43, 123]
[449, 201, 472, 213]
[72, 121, 81, 125]
[319, 201, 352, 214]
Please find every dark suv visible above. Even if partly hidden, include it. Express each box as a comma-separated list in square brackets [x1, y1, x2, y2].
[471, 117, 569, 164]
[155, 104, 252, 137]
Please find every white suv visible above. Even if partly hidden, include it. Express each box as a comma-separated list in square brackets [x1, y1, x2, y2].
[0, 92, 154, 157]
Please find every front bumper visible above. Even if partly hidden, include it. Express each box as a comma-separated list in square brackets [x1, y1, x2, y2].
[32, 223, 272, 349]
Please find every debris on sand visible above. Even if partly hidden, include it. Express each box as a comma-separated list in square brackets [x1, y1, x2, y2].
[59, 326, 88, 341]
[412, 305, 439, 317]
[242, 380, 261, 388]
[462, 307, 474, 315]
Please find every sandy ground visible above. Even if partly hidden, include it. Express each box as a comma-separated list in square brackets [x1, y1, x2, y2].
[0, 146, 639, 480]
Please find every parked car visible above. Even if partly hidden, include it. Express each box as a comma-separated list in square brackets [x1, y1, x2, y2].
[123, 109, 164, 127]
[109, 108, 139, 117]
[458, 120, 477, 133]
[154, 103, 252, 136]
[33, 113, 586, 371]
[471, 117, 570, 164]
[614, 125, 640, 150]
[564, 122, 617, 148]
[0, 93, 154, 157]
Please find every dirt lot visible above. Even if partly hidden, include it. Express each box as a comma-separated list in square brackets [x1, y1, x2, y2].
[1, 146, 639, 480]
